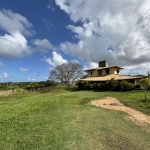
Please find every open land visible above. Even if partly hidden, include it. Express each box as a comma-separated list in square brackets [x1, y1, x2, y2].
[0, 88, 150, 150]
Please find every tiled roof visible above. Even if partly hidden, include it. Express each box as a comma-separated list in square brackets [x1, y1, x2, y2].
[80, 74, 142, 81]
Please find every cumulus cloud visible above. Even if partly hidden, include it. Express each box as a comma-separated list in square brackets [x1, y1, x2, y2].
[120, 62, 150, 76]
[44, 51, 67, 68]
[20, 68, 30, 72]
[56, 0, 150, 74]
[0, 32, 33, 59]
[71, 59, 79, 63]
[0, 9, 34, 36]
[83, 62, 98, 70]
[0, 9, 34, 59]
[0, 62, 5, 66]
[3, 72, 8, 78]
[32, 39, 54, 52]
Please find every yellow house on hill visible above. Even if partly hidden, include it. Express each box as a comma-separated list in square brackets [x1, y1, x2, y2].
[80, 60, 142, 84]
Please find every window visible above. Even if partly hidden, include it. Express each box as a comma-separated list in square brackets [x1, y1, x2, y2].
[99, 70, 102, 75]
[117, 69, 119, 74]
[91, 71, 92, 75]
[106, 69, 109, 75]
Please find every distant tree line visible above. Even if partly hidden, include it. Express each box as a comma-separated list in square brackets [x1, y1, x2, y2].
[0, 80, 57, 92]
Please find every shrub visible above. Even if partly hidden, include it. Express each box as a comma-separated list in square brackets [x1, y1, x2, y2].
[77, 79, 134, 91]
[117, 80, 134, 91]
[105, 78, 118, 91]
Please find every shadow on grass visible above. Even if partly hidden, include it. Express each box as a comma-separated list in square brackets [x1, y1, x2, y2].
[137, 99, 150, 110]
[66, 87, 81, 92]
[80, 97, 93, 105]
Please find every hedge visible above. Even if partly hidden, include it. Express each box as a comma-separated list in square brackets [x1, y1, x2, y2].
[77, 78, 134, 91]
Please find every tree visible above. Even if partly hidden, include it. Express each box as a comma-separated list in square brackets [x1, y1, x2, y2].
[140, 77, 150, 100]
[49, 62, 83, 87]
[26, 81, 39, 91]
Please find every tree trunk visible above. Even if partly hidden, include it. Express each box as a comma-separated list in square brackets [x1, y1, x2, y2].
[144, 89, 148, 100]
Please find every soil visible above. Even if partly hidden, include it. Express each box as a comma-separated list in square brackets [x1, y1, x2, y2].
[90, 97, 150, 126]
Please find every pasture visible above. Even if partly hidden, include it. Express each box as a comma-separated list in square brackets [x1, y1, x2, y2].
[0, 88, 150, 150]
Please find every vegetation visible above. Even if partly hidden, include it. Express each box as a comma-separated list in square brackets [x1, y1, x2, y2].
[77, 79, 134, 91]
[0, 80, 57, 92]
[49, 62, 83, 87]
[0, 87, 150, 150]
[140, 77, 150, 100]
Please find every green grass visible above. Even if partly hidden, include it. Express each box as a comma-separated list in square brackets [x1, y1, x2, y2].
[0, 89, 150, 150]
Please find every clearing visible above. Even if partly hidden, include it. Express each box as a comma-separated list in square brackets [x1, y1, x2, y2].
[0, 89, 150, 150]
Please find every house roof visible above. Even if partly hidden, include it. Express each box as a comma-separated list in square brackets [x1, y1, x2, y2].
[80, 74, 142, 81]
[84, 66, 123, 71]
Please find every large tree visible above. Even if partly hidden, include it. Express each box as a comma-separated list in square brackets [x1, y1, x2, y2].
[49, 62, 83, 87]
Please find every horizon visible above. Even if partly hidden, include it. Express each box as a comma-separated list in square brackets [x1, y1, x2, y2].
[0, 0, 150, 82]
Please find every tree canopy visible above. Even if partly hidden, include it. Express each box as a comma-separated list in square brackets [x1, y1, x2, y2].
[49, 62, 83, 87]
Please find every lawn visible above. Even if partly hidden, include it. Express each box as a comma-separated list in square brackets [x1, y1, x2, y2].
[0, 88, 150, 150]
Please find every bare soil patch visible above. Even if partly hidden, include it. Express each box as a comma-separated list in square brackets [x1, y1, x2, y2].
[90, 97, 150, 126]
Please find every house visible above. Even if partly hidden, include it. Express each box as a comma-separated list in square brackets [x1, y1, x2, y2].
[80, 60, 142, 85]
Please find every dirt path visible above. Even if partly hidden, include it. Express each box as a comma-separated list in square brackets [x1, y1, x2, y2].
[90, 97, 150, 126]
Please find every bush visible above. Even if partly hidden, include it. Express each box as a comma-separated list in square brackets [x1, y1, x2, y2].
[105, 78, 118, 91]
[77, 79, 134, 91]
[116, 80, 134, 91]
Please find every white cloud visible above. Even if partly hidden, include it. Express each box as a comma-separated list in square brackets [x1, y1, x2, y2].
[20, 68, 30, 72]
[71, 59, 79, 63]
[0, 9, 34, 36]
[83, 62, 98, 70]
[3, 72, 8, 78]
[0, 9, 34, 59]
[120, 62, 150, 75]
[56, 0, 150, 75]
[28, 78, 36, 81]
[32, 78, 36, 81]
[0, 62, 5, 66]
[44, 51, 67, 68]
[32, 39, 54, 52]
[0, 32, 33, 59]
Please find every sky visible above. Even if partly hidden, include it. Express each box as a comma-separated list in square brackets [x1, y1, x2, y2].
[0, 0, 150, 82]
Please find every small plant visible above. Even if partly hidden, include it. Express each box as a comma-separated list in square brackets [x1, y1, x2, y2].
[140, 77, 150, 101]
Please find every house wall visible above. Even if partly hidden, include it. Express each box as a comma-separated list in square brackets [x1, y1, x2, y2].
[102, 68, 119, 76]
[86, 67, 120, 77]
[114, 70, 117, 74]
[101, 69, 106, 75]
[87, 70, 99, 77]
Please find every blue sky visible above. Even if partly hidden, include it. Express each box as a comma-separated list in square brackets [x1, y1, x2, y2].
[0, 0, 80, 82]
[0, 0, 150, 82]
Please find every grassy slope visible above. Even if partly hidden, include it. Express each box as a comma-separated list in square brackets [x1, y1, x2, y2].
[0, 89, 150, 150]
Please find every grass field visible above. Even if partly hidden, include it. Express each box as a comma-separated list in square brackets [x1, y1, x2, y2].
[0, 88, 150, 150]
